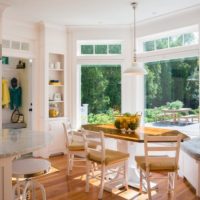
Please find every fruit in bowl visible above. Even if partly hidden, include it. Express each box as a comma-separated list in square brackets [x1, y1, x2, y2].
[114, 113, 141, 131]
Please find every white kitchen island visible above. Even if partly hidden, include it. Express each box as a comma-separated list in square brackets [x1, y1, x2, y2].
[0, 129, 51, 200]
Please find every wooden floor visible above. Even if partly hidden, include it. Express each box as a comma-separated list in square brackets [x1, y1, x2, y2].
[34, 155, 199, 200]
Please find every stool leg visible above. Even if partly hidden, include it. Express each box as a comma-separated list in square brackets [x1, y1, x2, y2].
[34, 181, 47, 200]
[32, 180, 36, 199]
[22, 180, 32, 200]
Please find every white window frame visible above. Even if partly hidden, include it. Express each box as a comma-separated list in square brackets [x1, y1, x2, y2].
[77, 40, 124, 57]
[137, 25, 200, 126]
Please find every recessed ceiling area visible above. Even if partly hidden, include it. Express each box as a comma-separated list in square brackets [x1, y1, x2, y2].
[2, 0, 200, 25]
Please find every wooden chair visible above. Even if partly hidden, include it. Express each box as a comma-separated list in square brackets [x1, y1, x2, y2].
[63, 121, 86, 175]
[83, 129, 129, 199]
[135, 135, 181, 200]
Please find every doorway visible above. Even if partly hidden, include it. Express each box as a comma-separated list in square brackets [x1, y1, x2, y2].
[2, 56, 33, 129]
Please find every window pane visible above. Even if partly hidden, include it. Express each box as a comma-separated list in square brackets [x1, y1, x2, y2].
[108, 44, 121, 54]
[95, 45, 107, 54]
[184, 33, 198, 45]
[81, 65, 121, 124]
[145, 57, 199, 123]
[81, 45, 93, 54]
[156, 38, 168, 50]
[143, 41, 155, 51]
[169, 35, 183, 47]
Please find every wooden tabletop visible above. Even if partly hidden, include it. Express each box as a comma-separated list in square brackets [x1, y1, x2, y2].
[82, 124, 189, 143]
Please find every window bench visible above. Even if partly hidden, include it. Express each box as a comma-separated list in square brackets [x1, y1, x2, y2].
[181, 138, 200, 197]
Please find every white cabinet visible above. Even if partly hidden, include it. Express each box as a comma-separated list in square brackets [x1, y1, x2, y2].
[180, 150, 200, 196]
[47, 119, 67, 156]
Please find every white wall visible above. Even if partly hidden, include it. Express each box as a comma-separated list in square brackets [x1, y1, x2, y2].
[137, 6, 200, 38]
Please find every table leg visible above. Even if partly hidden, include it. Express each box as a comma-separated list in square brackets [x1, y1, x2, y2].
[0, 157, 14, 200]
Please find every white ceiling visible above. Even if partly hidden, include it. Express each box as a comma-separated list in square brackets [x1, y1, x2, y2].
[1, 0, 200, 26]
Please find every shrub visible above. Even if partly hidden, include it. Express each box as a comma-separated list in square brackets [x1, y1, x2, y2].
[88, 108, 120, 124]
[166, 100, 183, 109]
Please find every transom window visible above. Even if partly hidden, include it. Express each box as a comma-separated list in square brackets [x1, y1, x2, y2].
[77, 41, 122, 56]
[143, 32, 198, 52]
[140, 26, 199, 53]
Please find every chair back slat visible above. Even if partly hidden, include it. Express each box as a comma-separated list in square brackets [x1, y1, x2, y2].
[63, 122, 71, 147]
[146, 146, 177, 151]
[63, 120, 84, 147]
[144, 135, 181, 168]
[82, 129, 105, 162]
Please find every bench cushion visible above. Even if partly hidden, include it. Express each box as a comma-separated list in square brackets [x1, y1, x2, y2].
[181, 137, 200, 160]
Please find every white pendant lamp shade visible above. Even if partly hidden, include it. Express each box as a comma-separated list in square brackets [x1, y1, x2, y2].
[124, 2, 147, 76]
[124, 61, 147, 75]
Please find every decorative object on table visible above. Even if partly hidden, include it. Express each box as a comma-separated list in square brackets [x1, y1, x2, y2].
[9, 77, 22, 110]
[53, 93, 62, 101]
[49, 103, 59, 118]
[49, 80, 61, 86]
[123, 2, 147, 76]
[114, 112, 141, 133]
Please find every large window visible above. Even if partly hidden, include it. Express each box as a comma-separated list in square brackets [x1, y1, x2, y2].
[81, 65, 121, 124]
[145, 57, 199, 123]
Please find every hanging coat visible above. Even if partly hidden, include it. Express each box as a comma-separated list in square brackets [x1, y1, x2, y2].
[9, 87, 22, 110]
[2, 79, 10, 108]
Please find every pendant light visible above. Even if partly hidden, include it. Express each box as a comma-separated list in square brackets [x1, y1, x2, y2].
[124, 2, 147, 75]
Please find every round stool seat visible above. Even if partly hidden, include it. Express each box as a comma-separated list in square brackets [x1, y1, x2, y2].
[13, 158, 51, 178]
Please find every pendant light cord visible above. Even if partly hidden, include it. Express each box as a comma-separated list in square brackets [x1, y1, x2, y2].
[132, 2, 137, 63]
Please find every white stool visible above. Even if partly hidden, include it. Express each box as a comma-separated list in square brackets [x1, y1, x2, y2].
[12, 158, 51, 200]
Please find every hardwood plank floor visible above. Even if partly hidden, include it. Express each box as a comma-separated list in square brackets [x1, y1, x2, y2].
[34, 155, 199, 200]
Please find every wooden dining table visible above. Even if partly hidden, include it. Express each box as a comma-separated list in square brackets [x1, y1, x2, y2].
[82, 124, 188, 190]
[82, 124, 188, 142]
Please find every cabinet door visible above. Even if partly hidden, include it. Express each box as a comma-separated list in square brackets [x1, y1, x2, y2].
[48, 120, 66, 156]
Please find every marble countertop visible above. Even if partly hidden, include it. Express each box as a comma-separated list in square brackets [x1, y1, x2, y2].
[0, 129, 52, 158]
[181, 137, 200, 160]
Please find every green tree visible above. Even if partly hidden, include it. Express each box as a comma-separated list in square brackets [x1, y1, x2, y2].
[81, 66, 110, 113]
[81, 65, 121, 114]
[145, 62, 162, 107]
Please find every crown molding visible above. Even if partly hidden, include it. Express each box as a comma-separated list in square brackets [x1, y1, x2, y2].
[137, 4, 200, 26]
